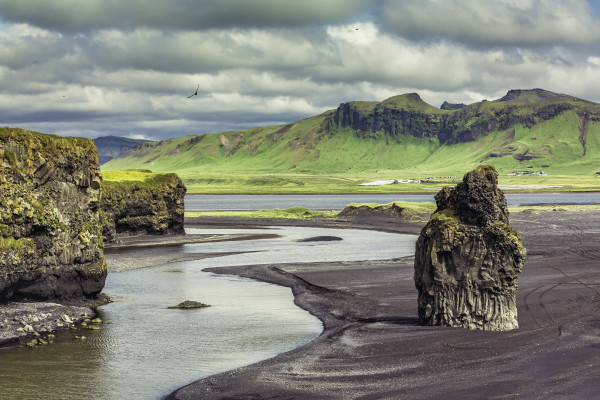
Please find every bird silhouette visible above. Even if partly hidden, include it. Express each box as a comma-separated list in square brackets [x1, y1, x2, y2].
[187, 84, 199, 98]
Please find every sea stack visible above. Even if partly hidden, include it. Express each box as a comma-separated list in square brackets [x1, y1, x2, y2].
[414, 165, 525, 330]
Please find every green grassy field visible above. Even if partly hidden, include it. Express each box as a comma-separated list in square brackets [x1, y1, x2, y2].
[102, 169, 178, 188]
[126, 170, 599, 194]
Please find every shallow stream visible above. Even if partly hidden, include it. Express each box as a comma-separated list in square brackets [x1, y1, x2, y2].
[0, 226, 416, 400]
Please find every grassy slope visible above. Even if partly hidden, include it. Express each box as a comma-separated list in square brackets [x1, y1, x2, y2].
[103, 92, 600, 193]
[102, 169, 178, 188]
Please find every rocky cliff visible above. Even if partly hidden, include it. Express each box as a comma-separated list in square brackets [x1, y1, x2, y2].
[324, 89, 593, 145]
[414, 165, 525, 330]
[100, 170, 186, 242]
[0, 128, 106, 301]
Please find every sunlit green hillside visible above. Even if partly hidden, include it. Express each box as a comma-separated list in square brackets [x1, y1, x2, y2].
[103, 89, 600, 193]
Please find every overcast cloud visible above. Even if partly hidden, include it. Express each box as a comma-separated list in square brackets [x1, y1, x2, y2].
[1, 0, 600, 140]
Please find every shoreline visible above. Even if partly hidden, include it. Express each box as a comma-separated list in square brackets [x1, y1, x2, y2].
[166, 210, 600, 399]
[184, 189, 600, 195]
[2, 208, 599, 398]
[0, 233, 276, 346]
[0, 295, 109, 347]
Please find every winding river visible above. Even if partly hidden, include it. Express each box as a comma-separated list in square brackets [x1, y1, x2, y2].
[0, 226, 417, 400]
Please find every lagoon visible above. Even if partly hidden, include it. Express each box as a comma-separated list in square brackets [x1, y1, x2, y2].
[185, 193, 600, 211]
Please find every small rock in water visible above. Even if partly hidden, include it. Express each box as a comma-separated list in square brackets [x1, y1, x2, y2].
[296, 236, 343, 242]
[168, 300, 210, 309]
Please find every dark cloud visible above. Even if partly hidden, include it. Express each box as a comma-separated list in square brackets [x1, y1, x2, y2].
[0, 0, 372, 31]
[1, 1, 600, 141]
[378, 0, 600, 48]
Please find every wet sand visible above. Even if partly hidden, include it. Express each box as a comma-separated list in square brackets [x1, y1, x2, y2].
[104, 233, 280, 272]
[165, 209, 600, 399]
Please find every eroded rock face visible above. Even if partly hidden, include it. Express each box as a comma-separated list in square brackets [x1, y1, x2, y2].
[414, 165, 525, 330]
[0, 128, 106, 301]
[100, 173, 186, 242]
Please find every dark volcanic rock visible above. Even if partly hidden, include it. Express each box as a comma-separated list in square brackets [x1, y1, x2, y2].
[0, 128, 106, 301]
[339, 203, 405, 218]
[100, 172, 186, 242]
[322, 88, 588, 146]
[168, 300, 210, 309]
[414, 165, 525, 330]
[296, 236, 342, 242]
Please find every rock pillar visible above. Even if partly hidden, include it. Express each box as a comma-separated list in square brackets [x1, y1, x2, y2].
[414, 165, 525, 330]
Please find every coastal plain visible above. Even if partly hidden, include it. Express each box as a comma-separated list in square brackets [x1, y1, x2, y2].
[150, 207, 600, 399]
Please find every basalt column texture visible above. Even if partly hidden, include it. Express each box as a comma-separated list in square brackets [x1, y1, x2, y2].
[100, 172, 186, 243]
[414, 165, 525, 331]
[0, 128, 106, 301]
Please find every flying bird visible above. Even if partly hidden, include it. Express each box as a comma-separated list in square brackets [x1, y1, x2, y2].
[187, 84, 199, 98]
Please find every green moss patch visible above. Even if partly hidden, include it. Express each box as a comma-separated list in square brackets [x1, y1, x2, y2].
[0, 237, 34, 253]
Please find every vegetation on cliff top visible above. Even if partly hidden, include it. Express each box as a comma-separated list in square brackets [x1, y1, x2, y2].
[102, 169, 179, 189]
[0, 127, 96, 155]
[100, 169, 186, 240]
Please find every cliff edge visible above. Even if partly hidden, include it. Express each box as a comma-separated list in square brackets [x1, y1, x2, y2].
[100, 170, 186, 243]
[0, 128, 106, 302]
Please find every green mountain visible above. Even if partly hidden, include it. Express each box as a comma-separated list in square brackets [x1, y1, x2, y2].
[103, 89, 600, 192]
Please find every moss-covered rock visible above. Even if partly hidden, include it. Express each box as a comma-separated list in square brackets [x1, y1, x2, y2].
[0, 127, 106, 301]
[414, 165, 525, 331]
[168, 300, 210, 309]
[100, 170, 186, 242]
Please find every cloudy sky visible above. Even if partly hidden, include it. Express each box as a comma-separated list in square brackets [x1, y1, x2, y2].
[2, 0, 600, 141]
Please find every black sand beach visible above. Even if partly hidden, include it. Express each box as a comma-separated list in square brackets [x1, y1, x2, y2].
[158, 209, 600, 399]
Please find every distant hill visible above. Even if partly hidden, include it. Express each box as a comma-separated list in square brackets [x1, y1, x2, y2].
[103, 88, 600, 180]
[94, 136, 152, 164]
[440, 101, 466, 110]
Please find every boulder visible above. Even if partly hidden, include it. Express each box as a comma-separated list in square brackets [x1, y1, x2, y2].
[414, 165, 525, 330]
[168, 300, 210, 309]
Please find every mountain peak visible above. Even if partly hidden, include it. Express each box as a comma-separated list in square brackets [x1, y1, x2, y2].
[378, 92, 439, 112]
[440, 101, 467, 110]
[496, 88, 569, 102]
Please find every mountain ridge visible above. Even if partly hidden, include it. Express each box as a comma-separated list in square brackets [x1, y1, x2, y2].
[103, 88, 600, 183]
